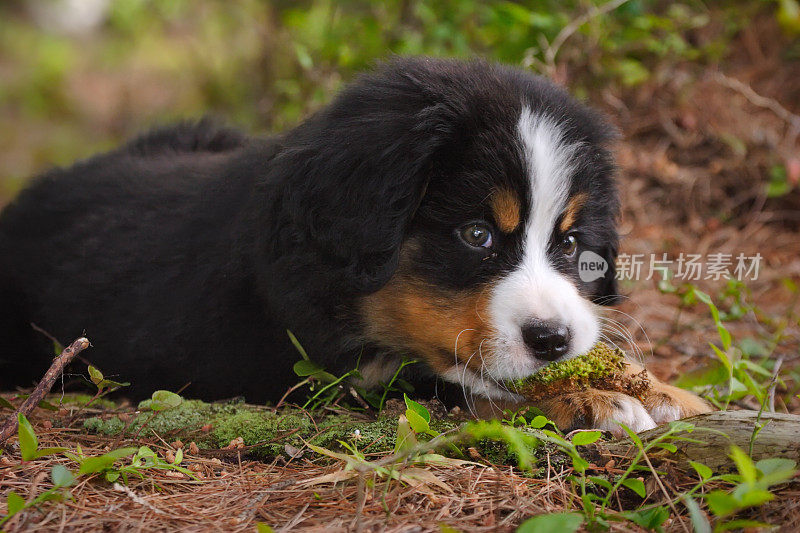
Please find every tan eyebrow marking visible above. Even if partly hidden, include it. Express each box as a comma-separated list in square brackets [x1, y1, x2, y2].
[560, 192, 588, 232]
[490, 188, 521, 233]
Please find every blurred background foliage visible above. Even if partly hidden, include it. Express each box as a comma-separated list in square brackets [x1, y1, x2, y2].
[0, 0, 798, 201]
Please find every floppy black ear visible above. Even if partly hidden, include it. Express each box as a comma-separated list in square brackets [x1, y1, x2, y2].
[268, 59, 458, 292]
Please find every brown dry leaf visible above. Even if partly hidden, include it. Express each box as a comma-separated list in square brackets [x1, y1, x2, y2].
[399, 468, 453, 494]
[300, 469, 359, 486]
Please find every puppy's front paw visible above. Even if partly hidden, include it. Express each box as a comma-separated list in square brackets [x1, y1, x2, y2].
[538, 390, 657, 437]
[643, 382, 713, 425]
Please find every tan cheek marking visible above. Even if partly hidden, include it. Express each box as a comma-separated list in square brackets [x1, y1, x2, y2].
[361, 277, 493, 374]
[560, 192, 588, 232]
[491, 188, 521, 233]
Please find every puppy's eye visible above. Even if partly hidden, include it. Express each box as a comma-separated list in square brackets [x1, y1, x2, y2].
[562, 234, 578, 257]
[460, 224, 493, 248]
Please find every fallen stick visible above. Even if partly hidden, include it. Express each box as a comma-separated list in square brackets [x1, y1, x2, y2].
[0, 337, 90, 445]
[600, 410, 800, 470]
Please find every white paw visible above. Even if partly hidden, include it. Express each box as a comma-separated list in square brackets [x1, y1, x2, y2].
[648, 403, 683, 425]
[594, 396, 657, 436]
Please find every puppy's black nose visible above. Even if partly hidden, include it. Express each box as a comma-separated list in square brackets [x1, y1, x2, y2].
[522, 320, 571, 361]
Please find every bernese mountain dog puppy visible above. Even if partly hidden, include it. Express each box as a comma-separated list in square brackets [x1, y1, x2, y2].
[0, 57, 710, 433]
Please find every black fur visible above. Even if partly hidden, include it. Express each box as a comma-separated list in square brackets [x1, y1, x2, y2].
[0, 57, 619, 401]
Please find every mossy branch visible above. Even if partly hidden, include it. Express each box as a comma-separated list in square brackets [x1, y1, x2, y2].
[0, 337, 90, 445]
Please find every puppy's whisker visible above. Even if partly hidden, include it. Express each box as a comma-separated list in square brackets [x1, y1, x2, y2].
[598, 331, 622, 352]
[454, 328, 476, 361]
[599, 315, 638, 352]
[461, 349, 481, 417]
[599, 322, 641, 362]
[599, 316, 640, 359]
[602, 307, 654, 362]
[478, 340, 502, 415]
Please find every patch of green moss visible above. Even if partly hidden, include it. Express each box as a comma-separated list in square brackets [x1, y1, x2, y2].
[210, 410, 426, 458]
[82, 399, 241, 440]
[211, 409, 314, 456]
[83, 416, 125, 435]
[80, 396, 461, 460]
[476, 438, 517, 465]
[510, 342, 626, 388]
[130, 399, 227, 435]
[59, 393, 120, 410]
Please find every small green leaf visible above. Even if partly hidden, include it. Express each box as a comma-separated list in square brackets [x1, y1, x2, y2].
[529, 415, 549, 429]
[77, 447, 137, 475]
[51, 465, 75, 487]
[588, 475, 613, 489]
[293, 359, 323, 377]
[0, 397, 14, 409]
[704, 490, 739, 517]
[618, 422, 643, 449]
[37, 400, 59, 411]
[151, 390, 181, 408]
[394, 414, 419, 454]
[756, 457, 797, 476]
[729, 446, 757, 484]
[105, 471, 120, 482]
[97, 379, 129, 391]
[294, 43, 313, 70]
[517, 512, 583, 533]
[51, 339, 64, 356]
[736, 488, 774, 507]
[403, 394, 430, 424]
[737, 338, 767, 357]
[37, 491, 66, 503]
[256, 523, 276, 533]
[174, 448, 183, 465]
[34, 447, 67, 459]
[17, 413, 39, 461]
[693, 289, 713, 305]
[689, 460, 713, 481]
[621, 478, 646, 498]
[88, 365, 104, 385]
[656, 442, 677, 453]
[6, 491, 25, 516]
[138, 390, 182, 411]
[736, 359, 772, 377]
[683, 496, 711, 533]
[709, 343, 732, 373]
[405, 408, 430, 434]
[715, 519, 773, 531]
[136, 446, 157, 459]
[717, 325, 732, 351]
[571, 455, 589, 474]
[755, 457, 797, 486]
[624, 505, 669, 530]
[286, 330, 310, 360]
[571, 430, 601, 446]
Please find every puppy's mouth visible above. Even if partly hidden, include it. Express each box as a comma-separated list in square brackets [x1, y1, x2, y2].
[439, 329, 599, 400]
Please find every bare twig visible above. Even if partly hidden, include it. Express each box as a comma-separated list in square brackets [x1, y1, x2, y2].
[112, 483, 165, 515]
[0, 337, 90, 444]
[30, 322, 92, 369]
[544, 0, 630, 72]
[767, 356, 784, 413]
[714, 72, 800, 138]
[641, 448, 691, 533]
